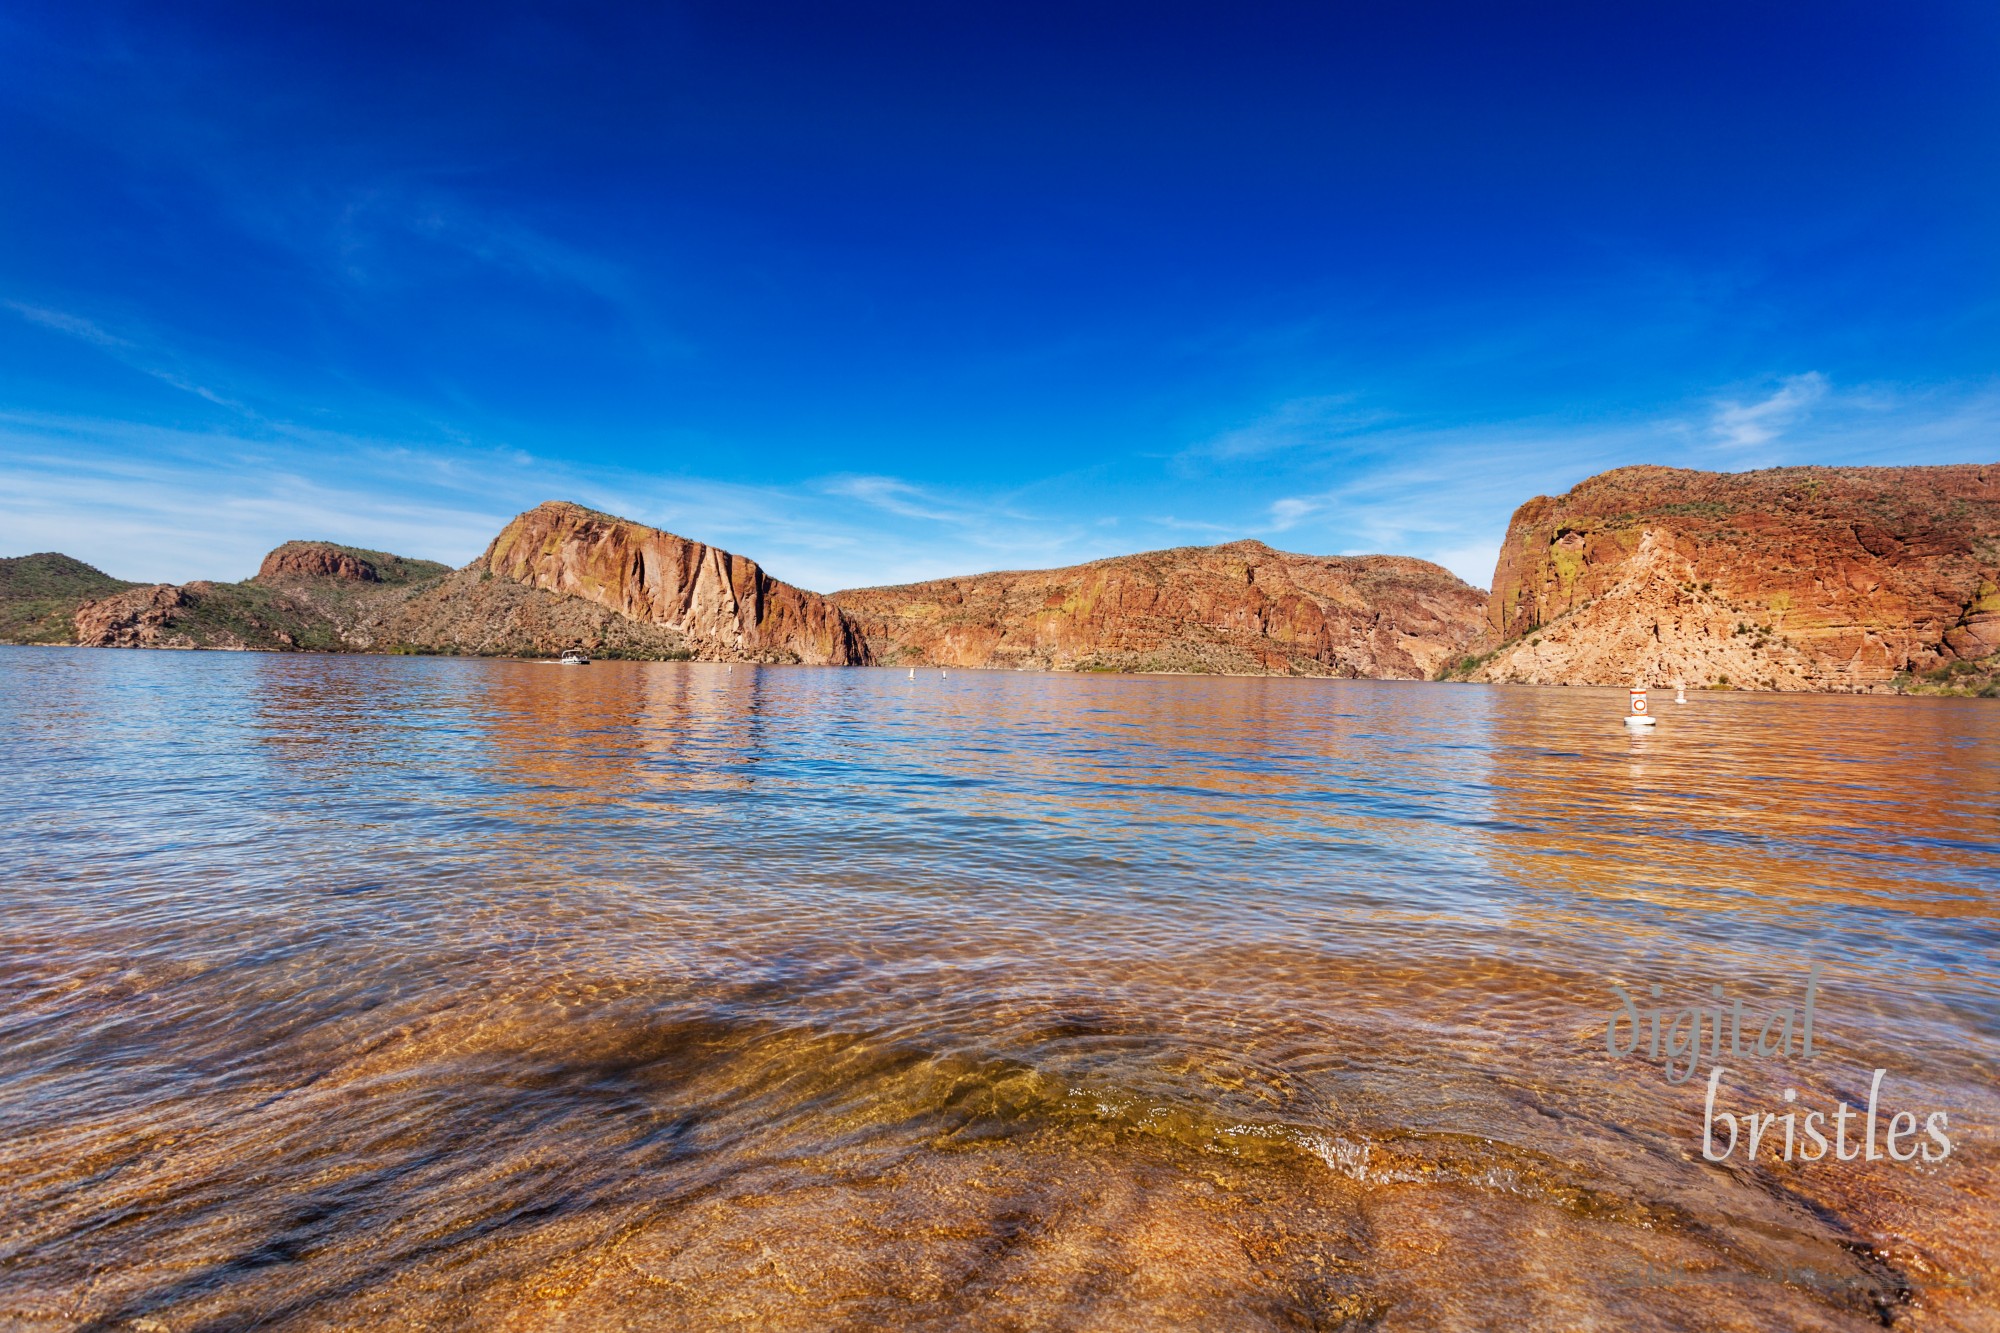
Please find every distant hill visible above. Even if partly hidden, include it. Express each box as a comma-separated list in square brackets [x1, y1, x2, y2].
[0, 553, 137, 643]
[256, 541, 452, 586]
[65, 540, 458, 653]
[832, 540, 1487, 678]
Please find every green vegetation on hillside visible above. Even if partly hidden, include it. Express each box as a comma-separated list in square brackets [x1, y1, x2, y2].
[0, 553, 136, 643]
[170, 581, 372, 651]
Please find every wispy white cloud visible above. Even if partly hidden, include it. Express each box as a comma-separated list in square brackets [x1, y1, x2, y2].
[821, 475, 963, 522]
[0, 412, 1120, 593]
[4, 301, 133, 349]
[321, 186, 642, 314]
[1709, 372, 1828, 449]
[0, 414, 511, 582]
[4, 298, 253, 412]
[1246, 373, 2000, 586]
[1142, 514, 1242, 538]
[6, 373, 1994, 599]
[1178, 394, 1395, 466]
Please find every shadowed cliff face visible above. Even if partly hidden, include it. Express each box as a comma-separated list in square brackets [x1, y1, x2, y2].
[482, 502, 869, 665]
[1469, 464, 2000, 692]
[832, 540, 1488, 678]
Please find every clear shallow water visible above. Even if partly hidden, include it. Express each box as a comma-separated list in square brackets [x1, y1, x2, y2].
[0, 646, 1995, 1331]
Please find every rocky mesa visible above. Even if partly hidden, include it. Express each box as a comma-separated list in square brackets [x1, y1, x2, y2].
[1459, 463, 2000, 692]
[832, 540, 1487, 677]
[478, 502, 868, 665]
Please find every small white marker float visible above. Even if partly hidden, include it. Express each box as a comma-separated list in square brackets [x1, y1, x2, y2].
[1625, 685, 1658, 728]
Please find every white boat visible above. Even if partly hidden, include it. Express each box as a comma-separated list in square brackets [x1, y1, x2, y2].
[558, 651, 591, 666]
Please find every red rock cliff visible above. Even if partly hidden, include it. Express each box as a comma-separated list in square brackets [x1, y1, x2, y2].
[482, 501, 868, 665]
[1471, 463, 2000, 690]
[833, 540, 1487, 677]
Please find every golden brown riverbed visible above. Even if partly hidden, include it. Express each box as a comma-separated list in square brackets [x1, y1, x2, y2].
[0, 649, 1994, 1330]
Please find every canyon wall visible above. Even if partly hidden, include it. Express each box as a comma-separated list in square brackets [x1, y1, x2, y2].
[1466, 464, 2000, 691]
[833, 540, 1487, 677]
[480, 502, 868, 665]
[26, 474, 2000, 694]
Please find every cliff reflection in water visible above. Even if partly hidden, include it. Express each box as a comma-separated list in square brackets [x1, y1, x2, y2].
[0, 648, 1994, 1331]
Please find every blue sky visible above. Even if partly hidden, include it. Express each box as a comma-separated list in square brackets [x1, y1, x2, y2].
[2, 2, 1996, 591]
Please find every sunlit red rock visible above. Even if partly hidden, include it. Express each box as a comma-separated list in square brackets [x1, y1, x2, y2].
[256, 542, 380, 583]
[1470, 463, 2000, 691]
[482, 501, 869, 665]
[833, 539, 1488, 677]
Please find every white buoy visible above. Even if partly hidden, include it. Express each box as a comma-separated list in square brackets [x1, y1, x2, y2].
[908, 666, 914, 679]
[1625, 685, 1658, 728]
[1674, 680, 1687, 704]
[942, 668, 949, 678]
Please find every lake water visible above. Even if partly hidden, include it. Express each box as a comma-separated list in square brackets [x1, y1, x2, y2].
[1, 647, 1995, 1331]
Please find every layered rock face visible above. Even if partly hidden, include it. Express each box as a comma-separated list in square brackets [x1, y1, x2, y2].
[1467, 464, 2000, 691]
[833, 540, 1488, 677]
[481, 502, 868, 665]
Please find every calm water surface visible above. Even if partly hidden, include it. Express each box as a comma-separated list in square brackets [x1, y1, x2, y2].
[0, 647, 1995, 1331]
